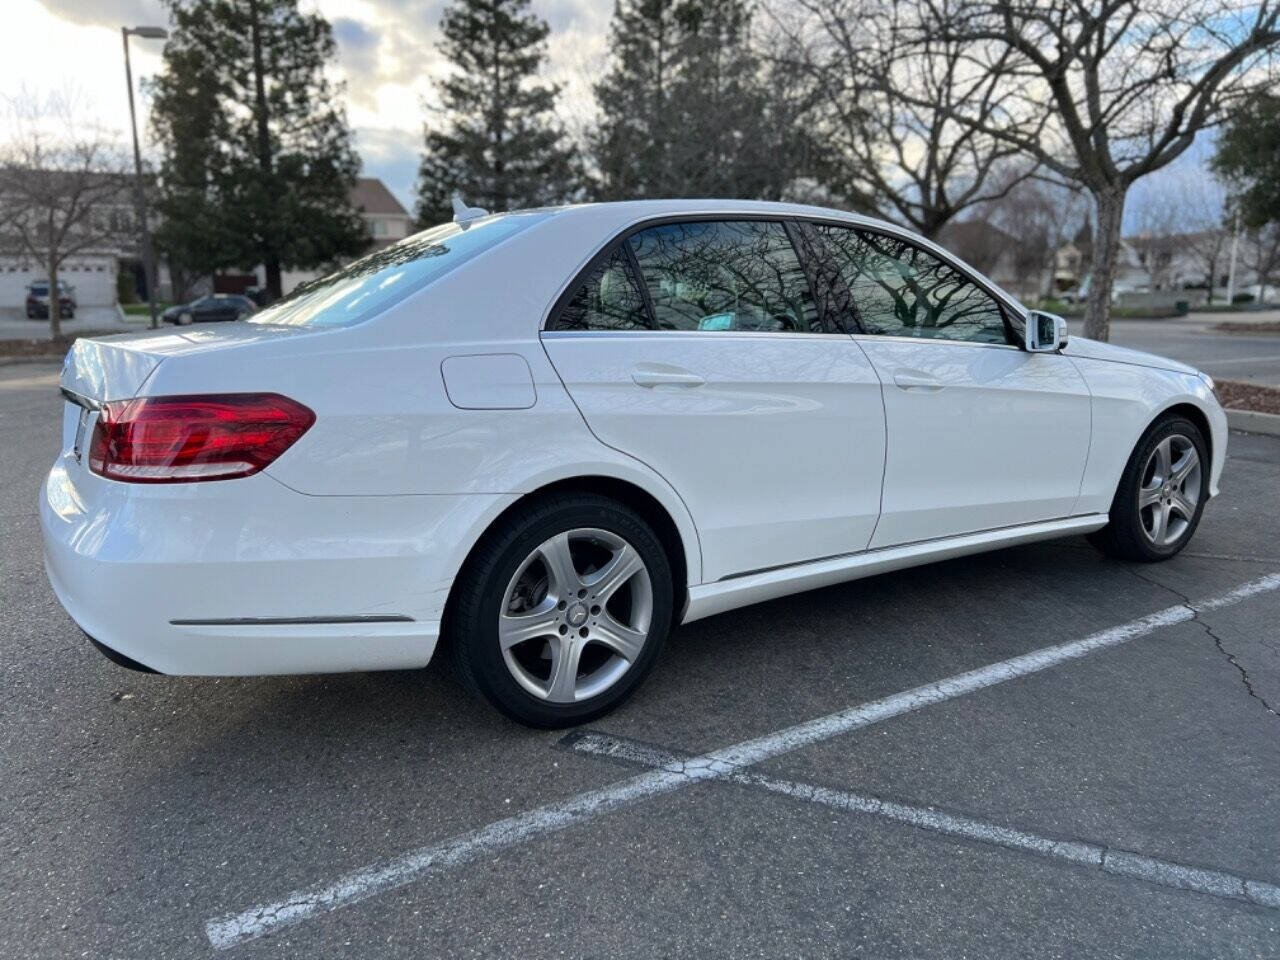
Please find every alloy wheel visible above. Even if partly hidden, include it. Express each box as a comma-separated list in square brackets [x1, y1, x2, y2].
[1138, 434, 1201, 547]
[499, 527, 652, 703]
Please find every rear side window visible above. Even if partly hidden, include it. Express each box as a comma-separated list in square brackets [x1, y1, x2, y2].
[248, 212, 549, 328]
[627, 220, 821, 333]
[814, 224, 1010, 344]
[553, 245, 651, 331]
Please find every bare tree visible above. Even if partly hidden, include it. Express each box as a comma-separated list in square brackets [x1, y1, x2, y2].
[917, 0, 1280, 340]
[777, 0, 1036, 239]
[972, 164, 1089, 300]
[1127, 193, 1182, 291]
[0, 91, 132, 338]
[1178, 177, 1231, 301]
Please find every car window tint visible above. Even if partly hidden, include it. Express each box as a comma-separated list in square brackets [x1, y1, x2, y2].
[814, 225, 1009, 344]
[627, 220, 820, 333]
[248, 212, 550, 328]
[552, 245, 651, 331]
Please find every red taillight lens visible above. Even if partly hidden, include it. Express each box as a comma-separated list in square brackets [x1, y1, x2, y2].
[87, 393, 315, 483]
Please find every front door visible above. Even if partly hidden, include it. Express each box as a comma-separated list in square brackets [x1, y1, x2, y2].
[808, 223, 1092, 548]
[541, 219, 887, 582]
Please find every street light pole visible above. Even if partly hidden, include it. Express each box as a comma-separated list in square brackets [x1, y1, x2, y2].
[122, 25, 167, 330]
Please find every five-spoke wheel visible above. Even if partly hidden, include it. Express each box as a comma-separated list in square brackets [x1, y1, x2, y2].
[499, 528, 653, 703]
[449, 494, 673, 727]
[1137, 434, 1202, 547]
[1090, 414, 1209, 562]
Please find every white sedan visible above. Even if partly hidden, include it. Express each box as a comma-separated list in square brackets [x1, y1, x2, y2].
[41, 200, 1226, 727]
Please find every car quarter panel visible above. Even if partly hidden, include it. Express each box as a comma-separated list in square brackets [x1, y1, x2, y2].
[1067, 356, 1226, 514]
[137, 331, 705, 587]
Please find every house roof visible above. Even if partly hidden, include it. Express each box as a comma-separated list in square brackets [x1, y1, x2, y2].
[351, 178, 409, 217]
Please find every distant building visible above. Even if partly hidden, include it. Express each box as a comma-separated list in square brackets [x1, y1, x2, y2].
[0, 170, 163, 309]
[275, 178, 414, 294]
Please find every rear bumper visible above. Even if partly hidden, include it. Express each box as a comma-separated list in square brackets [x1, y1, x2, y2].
[40, 458, 515, 675]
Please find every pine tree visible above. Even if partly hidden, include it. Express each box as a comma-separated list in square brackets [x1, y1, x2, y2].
[591, 0, 796, 201]
[151, 0, 369, 300]
[591, 0, 682, 200]
[416, 0, 578, 226]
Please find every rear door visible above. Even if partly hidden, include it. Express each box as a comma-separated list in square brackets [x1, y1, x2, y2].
[540, 218, 886, 583]
[809, 223, 1092, 548]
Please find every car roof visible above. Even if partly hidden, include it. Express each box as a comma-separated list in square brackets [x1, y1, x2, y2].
[539, 198, 893, 233]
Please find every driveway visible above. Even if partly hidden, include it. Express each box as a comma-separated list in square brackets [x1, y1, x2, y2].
[2, 362, 1278, 958]
[0, 306, 136, 341]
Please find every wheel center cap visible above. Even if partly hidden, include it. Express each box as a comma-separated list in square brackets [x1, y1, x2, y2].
[566, 602, 588, 627]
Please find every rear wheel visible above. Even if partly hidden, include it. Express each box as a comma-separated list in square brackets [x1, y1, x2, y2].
[449, 494, 672, 728]
[1088, 415, 1208, 562]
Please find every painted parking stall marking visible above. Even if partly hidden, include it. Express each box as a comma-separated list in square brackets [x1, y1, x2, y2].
[566, 730, 1280, 910]
[205, 571, 1280, 950]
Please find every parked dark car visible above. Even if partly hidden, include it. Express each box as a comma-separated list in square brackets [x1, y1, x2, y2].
[161, 295, 257, 325]
[25, 281, 76, 319]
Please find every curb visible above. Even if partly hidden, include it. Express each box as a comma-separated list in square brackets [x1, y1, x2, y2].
[1226, 409, 1280, 437]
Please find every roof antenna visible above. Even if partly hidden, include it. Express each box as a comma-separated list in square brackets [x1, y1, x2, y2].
[451, 192, 489, 227]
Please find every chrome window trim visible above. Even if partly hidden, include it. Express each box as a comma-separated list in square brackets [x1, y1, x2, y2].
[849, 333, 1023, 352]
[540, 329, 856, 342]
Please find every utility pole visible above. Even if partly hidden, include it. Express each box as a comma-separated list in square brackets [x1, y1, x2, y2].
[122, 25, 168, 330]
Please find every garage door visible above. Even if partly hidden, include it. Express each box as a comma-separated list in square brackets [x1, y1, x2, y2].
[0, 257, 117, 308]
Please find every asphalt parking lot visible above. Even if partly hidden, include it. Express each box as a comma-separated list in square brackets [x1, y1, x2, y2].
[3, 360, 1279, 959]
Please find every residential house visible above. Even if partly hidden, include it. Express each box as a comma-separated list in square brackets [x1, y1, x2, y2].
[0, 169, 170, 309]
[274, 178, 414, 295]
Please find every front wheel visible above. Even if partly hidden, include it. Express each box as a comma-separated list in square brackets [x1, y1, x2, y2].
[1088, 415, 1209, 562]
[448, 494, 673, 728]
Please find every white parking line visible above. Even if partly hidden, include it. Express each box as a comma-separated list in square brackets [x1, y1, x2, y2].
[568, 731, 1280, 910]
[205, 571, 1280, 950]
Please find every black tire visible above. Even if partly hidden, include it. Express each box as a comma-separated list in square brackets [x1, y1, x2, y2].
[1088, 414, 1209, 562]
[448, 493, 673, 728]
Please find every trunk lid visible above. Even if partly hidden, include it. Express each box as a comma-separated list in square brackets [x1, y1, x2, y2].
[60, 325, 318, 402]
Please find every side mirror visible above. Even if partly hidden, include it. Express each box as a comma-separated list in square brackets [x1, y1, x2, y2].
[1025, 310, 1067, 353]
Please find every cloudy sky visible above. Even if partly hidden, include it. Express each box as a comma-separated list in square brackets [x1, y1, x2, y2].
[5, 0, 1216, 223]
[4, 0, 611, 211]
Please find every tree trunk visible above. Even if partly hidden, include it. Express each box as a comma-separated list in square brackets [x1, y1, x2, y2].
[264, 254, 282, 302]
[47, 253, 62, 340]
[1084, 186, 1126, 342]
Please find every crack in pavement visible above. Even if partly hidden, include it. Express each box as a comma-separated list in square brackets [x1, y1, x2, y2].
[1128, 567, 1280, 721]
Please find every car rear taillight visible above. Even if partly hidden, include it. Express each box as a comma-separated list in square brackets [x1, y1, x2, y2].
[87, 393, 315, 483]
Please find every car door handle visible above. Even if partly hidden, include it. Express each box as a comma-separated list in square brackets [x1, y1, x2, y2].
[893, 372, 944, 391]
[631, 364, 705, 388]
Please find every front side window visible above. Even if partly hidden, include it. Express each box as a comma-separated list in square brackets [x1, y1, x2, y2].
[627, 220, 821, 333]
[552, 245, 651, 331]
[815, 225, 1009, 344]
[248, 212, 549, 328]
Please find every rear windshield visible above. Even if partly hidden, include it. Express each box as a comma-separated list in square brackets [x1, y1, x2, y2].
[247, 212, 549, 328]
